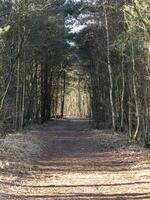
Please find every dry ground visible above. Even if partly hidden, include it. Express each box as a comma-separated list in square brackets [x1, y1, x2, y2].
[0, 119, 150, 200]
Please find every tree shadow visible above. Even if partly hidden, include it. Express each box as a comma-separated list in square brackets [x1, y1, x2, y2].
[1, 192, 150, 200]
[1, 181, 150, 188]
[1, 120, 149, 200]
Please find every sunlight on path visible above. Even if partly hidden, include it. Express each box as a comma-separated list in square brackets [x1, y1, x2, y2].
[0, 120, 150, 200]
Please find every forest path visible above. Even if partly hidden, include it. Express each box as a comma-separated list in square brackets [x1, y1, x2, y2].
[0, 119, 150, 200]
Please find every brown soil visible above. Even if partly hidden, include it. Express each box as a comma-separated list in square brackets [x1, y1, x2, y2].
[0, 119, 150, 200]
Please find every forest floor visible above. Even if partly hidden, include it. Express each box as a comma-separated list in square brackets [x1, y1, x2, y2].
[0, 119, 150, 200]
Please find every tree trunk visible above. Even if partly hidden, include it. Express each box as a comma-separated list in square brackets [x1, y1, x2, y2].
[41, 64, 46, 123]
[20, 60, 26, 129]
[61, 70, 66, 118]
[131, 42, 140, 141]
[128, 95, 132, 141]
[103, 0, 116, 131]
[121, 45, 125, 131]
[15, 28, 21, 131]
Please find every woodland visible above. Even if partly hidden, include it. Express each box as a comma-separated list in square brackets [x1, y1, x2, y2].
[0, 0, 150, 199]
[0, 0, 150, 144]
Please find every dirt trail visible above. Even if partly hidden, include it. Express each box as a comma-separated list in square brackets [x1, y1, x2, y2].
[0, 119, 150, 200]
